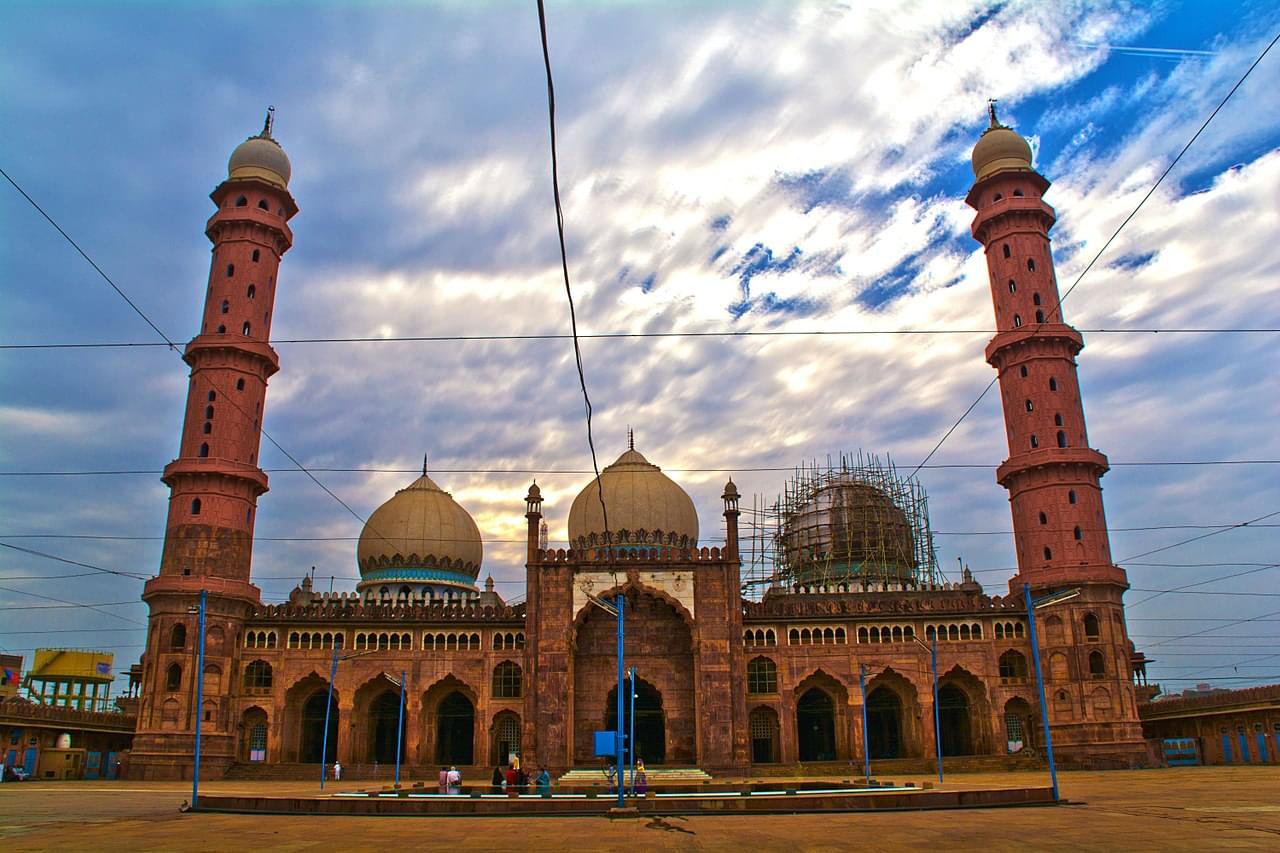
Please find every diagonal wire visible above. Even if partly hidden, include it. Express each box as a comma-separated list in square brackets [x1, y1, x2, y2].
[535, 0, 611, 564]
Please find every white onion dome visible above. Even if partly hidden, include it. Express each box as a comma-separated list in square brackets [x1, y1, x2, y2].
[356, 470, 482, 593]
[567, 446, 698, 552]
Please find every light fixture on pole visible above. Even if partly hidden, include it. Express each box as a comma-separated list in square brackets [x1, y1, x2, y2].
[187, 590, 207, 809]
[1024, 583, 1078, 803]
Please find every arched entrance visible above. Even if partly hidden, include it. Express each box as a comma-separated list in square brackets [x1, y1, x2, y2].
[606, 677, 665, 765]
[938, 685, 973, 756]
[368, 691, 405, 765]
[749, 706, 780, 764]
[867, 688, 902, 759]
[796, 688, 836, 761]
[436, 691, 474, 765]
[300, 691, 338, 763]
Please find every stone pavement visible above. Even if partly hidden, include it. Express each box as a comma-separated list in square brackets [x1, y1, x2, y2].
[1, 767, 1278, 851]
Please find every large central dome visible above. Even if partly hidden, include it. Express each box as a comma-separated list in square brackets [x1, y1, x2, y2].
[357, 469, 482, 599]
[567, 446, 698, 552]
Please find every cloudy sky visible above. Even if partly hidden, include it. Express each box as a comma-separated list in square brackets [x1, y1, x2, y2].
[2, 0, 1278, 699]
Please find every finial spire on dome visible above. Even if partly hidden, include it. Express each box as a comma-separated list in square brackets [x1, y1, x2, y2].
[261, 106, 275, 138]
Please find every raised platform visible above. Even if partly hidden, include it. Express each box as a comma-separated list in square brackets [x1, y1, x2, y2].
[192, 781, 1056, 816]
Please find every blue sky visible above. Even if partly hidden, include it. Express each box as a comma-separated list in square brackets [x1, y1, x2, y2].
[1, 0, 1279, 698]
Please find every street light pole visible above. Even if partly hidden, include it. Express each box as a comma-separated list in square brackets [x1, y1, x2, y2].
[858, 664, 870, 782]
[395, 669, 406, 787]
[191, 589, 207, 809]
[1024, 582, 1062, 803]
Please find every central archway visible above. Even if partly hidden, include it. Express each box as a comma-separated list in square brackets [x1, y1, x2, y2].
[606, 677, 665, 765]
[867, 687, 902, 759]
[436, 691, 474, 765]
[368, 691, 405, 765]
[796, 688, 836, 761]
[300, 691, 338, 763]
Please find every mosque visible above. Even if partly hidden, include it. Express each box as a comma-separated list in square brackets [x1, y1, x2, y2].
[127, 108, 1150, 779]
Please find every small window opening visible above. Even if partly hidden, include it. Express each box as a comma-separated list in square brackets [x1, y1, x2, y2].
[191, 498, 201, 516]
[1030, 434, 1038, 449]
[1049, 377, 1058, 391]
[1068, 490, 1077, 504]
[257, 199, 270, 211]
[1027, 258, 1036, 272]
[236, 378, 245, 391]
[1057, 430, 1067, 448]
[1013, 314, 1023, 327]
[247, 284, 256, 299]
[1008, 279, 1017, 294]
[251, 249, 260, 262]
[225, 264, 234, 278]
[235, 196, 247, 207]
[1002, 244, 1011, 259]
[1074, 526, 1082, 541]
[1039, 512, 1047, 525]
[199, 442, 209, 458]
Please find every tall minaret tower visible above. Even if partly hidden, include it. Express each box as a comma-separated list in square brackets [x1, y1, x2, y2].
[966, 104, 1146, 767]
[133, 111, 297, 779]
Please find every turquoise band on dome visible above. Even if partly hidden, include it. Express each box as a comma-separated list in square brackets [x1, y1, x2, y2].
[360, 567, 477, 587]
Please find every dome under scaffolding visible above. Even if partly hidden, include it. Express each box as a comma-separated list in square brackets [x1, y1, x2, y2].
[742, 451, 940, 598]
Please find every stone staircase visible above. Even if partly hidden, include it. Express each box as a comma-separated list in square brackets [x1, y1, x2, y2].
[556, 767, 713, 786]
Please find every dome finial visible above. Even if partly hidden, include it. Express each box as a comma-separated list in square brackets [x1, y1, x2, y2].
[261, 105, 275, 138]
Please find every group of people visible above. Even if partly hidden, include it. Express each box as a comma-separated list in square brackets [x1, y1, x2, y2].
[491, 755, 552, 795]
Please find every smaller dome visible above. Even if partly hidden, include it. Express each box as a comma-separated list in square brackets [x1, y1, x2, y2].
[228, 111, 291, 188]
[971, 104, 1032, 180]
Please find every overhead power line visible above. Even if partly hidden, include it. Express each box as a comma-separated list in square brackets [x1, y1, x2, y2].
[3, 327, 1276, 350]
[905, 28, 1280, 479]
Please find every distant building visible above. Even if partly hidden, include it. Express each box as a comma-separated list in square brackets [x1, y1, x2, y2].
[127, 109, 1149, 780]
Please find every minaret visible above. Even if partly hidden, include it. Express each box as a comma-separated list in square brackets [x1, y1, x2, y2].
[966, 104, 1146, 766]
[133, 111, 297, 779]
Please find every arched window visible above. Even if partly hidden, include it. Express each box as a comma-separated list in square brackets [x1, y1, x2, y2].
[999, 650, 1028, 681]
[1057, 431, 1067, 448]
[1068, 490, 1077, 504]
[235, 196, 247, 207]
[1027, 258, 1036, 272]
[1038, 511, 1047, 525]
[247, 284, 256, 299]
[1049, 377, 1058, 391]
[1073, 525, 1082, 541]
[166, 662, 182, 691]
[251, 249, 260, 262]
[191, 498, 201, 515]
[1008, 279, 1016, 293]
[199, 442, 209, 457]
[258, 199, 270, 211]
[1084, 613, 1100, 640]
[242, 322, 251, 336]
[220, 299, 230, 314]
[226, 264, 235, 277]
[492, 661, 522, 698]
[1002, 244, 1011, 259]
[1043, 546, 1053, 560]
[243, 660, 272, 691]
[170, 623, 187, 650]
[747, 657, 778, 694]
[1089, 651, 1106, 677]
[1013, 314, 1023, 327]
[1025, 399, 1033, 412]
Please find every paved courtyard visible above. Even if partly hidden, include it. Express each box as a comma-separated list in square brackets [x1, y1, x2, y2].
[2, 767, 1278, 851]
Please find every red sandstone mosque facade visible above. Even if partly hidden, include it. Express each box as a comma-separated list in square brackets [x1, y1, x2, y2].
[128, 109, 1149, 780]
